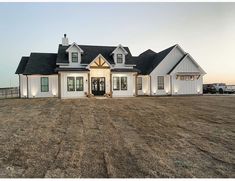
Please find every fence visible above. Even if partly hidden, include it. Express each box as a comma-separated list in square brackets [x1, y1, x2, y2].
[0, 87, 19, 99]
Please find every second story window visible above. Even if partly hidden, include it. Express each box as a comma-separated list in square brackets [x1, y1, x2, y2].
[117, 54, 123, 64]
[71, 52, 78, 62]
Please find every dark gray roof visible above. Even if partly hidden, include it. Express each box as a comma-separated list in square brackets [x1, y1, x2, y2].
[23, 53, 57, 75]
[56, 44, 134, 65]
[135, 45, 176, 75]
[168, 54, 188, 74]
[55, 67, 88, 72]
[111, 68, 140, 73]
[15, 57, 29, 74]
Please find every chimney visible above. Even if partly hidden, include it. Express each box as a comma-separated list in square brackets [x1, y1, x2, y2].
[62, 34, 69, 46]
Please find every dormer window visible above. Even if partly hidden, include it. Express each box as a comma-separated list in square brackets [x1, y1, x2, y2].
[71, 52, 78, 62]
[117, 54, 123, 64]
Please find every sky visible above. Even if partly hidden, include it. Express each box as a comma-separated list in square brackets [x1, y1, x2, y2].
[0, 2, 235, 87]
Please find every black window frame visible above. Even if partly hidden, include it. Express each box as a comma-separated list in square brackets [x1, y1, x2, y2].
[41, 77, 49, 92]
[71, 52, 78, 62]
[116, 54, 123, 64]
[67, 77, 75, 92]
[157, 76, 164, 90]
[137, 77, 142, 90]
[76, 77, 84, 91]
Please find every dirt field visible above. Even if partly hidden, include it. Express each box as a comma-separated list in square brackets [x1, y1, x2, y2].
[0, 96, 234, 178]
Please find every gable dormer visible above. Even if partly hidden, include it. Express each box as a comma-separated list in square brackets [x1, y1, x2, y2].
[66, 42, 84, 65]
[111, 44, 128, 66]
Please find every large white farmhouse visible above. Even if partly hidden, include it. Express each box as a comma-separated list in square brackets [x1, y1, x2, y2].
[15, 34, 206, 99]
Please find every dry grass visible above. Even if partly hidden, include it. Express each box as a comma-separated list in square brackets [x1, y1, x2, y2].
[0, 96, 234, 178]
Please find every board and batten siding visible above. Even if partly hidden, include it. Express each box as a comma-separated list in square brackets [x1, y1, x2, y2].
[170, 56, 203, 95]
[59, 72, 88, 99]
[150, 46, 185, 95]
[26, 75, 58, 98]
[137, 75, 150, 95]
[112, 72, 136, 97]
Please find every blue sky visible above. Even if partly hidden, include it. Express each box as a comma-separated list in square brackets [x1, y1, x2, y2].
[0, 2, 235, 87]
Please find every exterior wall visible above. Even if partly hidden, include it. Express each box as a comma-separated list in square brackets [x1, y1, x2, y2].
[137, 75, 150, 95]
[112, 72, 136, 97]
[67, 45, 82, 67]
[150, 46, 184, 95]
[170, 56, 204, 95]
[19, 74, 27, 98]
[27, 75, 58, 98]
[171, 75, 203, 95]
[60, 72, 88, 98]
[89, 68, 111, 94]
[113, 47, 126, 67]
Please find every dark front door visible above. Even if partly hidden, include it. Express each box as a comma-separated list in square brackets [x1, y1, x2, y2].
[91, 77, 105, 96]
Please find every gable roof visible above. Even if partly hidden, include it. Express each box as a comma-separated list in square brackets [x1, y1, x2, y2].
[135, 45, 176, 75]
[15, 56, 29, 74]
[23, 53, 57, 75]
[56, 44, 134, 65]
[167, 54, 188, 74]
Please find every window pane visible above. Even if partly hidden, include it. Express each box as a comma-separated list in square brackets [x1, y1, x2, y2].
[72, 52, 78, 62]
[41, 77, 49, 92]
[113, 77, 120, 90]
[76, 77, 84, 91]
[137, 77, 142, 90]
[117, 54, 123, 63]
[67, 77, 75, 91]
[121, 77, 127, 90]
[157, 76, 164, 90]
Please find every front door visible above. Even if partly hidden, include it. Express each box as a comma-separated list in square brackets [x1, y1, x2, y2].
[91, 77, 105, 96]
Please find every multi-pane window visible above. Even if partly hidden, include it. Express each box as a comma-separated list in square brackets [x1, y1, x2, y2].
[117, 54, 123, 64]
[179, 75, 195, 81]
[76, 77, 84, 91]
[67, 77, 75, 91]
[137, 77, 142, 90]
[157, 76, 164, 90]
[113, 76, 128, 90]
[71, 52, 78, 62]
[121, 77, 127, 90]
[41, 77, 49, 92]
[113, 77, 120, 90]
[67, 77, 84, 92]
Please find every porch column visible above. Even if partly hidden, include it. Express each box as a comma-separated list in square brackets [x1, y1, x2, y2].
[110, 73, 112, 98]
[88, 72, 90, 96]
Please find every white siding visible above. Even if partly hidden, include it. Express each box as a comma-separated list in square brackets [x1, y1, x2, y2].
[67, 45, 82, 67]
[113, 47, 126, 67]
[19, 74, 27, 98]
[112, 73, 135, 97]
[27, 75, 58, 98]
[137, 75, 150, 95]
[150, 46, 184, 95]
[171, 56, 203, 95]
[60, 72, 88, 98]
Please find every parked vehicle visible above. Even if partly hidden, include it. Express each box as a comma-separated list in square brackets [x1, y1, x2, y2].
[203, 84, 217, 94]
[211, 83, 235, 94]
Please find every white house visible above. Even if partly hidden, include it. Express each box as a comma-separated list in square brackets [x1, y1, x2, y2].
[15, 34, 206, 99]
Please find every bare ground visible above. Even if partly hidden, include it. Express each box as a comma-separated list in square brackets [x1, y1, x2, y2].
[0, 96, 234, 178]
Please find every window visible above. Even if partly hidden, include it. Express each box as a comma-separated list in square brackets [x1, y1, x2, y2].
[157, 76, 164, 90]
[71, 52, 78, 62]
[113, 76, 128, 90]
[117, 54, 123, 64]
[179, 75, 195, 81]
[67, 77, 75, 91]
[76, 77, 84, 91]
[113, 77, 120, 90]
[137, 77, 142, 90]
[41, 77, 49, 92]
[121, 77, 127, 90]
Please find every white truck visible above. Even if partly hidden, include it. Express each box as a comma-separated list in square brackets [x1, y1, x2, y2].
[213, 83, 235, 94]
